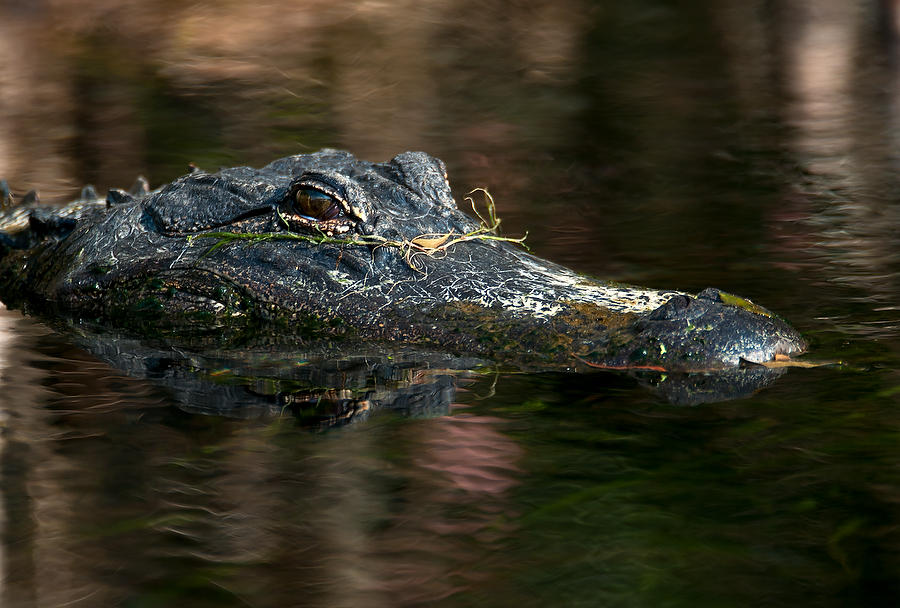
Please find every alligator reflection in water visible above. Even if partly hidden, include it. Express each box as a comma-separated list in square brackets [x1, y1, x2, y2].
[73, 324, 471, 423]
[67, 321, 789, 413]
[0, 150, 805, 403]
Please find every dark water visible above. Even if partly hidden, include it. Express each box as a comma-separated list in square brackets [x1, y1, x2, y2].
[1, 1, 900, 606]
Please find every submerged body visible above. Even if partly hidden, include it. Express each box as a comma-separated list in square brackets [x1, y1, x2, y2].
[0, 150, 805, 370]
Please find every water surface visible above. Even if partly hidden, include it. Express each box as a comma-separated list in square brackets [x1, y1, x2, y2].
[1, 1, 899, 606]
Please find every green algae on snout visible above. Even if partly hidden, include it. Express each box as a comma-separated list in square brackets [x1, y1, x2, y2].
[557, 300, 638, 331]
[391, 299, 639, 366]
[388, 301, 561, 361]
[716, 291, 773, 318]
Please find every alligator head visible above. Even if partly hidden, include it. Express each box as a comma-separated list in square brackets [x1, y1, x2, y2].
[0, 149, 805, 371]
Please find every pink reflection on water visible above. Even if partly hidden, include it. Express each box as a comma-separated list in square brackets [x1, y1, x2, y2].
[416, 409, 523, 496]
[355, 401, 525, 605]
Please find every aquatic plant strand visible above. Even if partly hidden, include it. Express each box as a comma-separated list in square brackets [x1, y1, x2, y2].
[189, 188, 527, 271]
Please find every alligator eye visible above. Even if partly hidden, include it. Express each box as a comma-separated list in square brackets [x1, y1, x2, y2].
[294, 187, 342, 221]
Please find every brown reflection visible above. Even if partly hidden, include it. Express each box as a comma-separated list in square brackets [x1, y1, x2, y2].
[779, 1, 862, 179]
[251, 404, 525, 607]
[0, 306, 43, 608]
[709, 1, 900, 338]
[0, 11, 76, 198]
[0, 306, 176, 606]
[0, 322, 524, 607]
[369, 407, 523, 604]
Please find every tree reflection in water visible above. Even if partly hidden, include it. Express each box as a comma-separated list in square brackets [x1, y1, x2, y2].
[2, 0, 900, 605]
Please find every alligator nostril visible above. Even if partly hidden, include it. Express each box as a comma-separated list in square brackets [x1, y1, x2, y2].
[647, 294, 693, 320]
[669, 294, 692, 310]
[697, 287, 722, 302]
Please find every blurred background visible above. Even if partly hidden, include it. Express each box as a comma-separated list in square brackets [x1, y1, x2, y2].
[1, 0, 899, 305]
[1, 1, 900, 606]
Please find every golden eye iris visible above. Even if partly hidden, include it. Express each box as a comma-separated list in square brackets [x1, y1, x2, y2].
[294, 188, 341, 220]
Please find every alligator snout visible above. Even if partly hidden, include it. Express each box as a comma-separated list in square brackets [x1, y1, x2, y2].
[607, 287, 806, 371]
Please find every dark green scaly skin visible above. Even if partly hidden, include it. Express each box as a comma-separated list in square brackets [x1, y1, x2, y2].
[0, 150, 806, 371]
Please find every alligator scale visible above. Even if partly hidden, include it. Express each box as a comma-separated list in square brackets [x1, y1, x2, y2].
[0, 150, 805, 371]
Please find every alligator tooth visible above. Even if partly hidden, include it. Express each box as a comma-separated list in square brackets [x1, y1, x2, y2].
[106, 188, 134, 207]
[21, 190, 39, 205]
[129, 176, 150, 197]
[80, 184, 99, 201]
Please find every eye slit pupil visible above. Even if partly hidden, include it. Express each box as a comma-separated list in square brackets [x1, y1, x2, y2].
[294, 187, 340, 220]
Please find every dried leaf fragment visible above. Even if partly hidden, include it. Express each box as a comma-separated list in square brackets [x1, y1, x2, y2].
[411, 234, 451, 249]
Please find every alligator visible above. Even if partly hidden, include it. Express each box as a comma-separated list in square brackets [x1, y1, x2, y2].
[0, 149, 806, 372]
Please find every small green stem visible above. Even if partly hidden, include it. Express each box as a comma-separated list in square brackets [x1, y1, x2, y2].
[188, 188, 528, 269]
